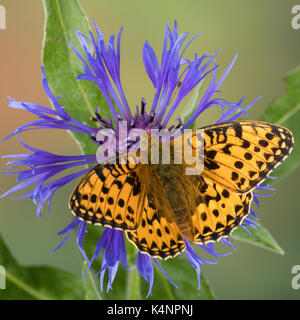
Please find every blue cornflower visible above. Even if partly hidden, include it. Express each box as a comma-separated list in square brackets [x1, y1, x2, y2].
[2, 21, 269, 297]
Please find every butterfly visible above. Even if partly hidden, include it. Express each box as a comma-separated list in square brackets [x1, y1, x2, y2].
[69, 120, 294, 260]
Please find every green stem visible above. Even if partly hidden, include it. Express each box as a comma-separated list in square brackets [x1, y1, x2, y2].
[126, 268, 141, 300]
[81, 261, 102, 300]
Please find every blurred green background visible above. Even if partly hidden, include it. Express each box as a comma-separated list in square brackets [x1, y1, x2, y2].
[1, 0, 300, 299]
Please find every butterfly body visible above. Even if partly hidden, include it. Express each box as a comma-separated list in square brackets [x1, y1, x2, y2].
[69, 120, 294, 260]
[148, 164, 198, 241]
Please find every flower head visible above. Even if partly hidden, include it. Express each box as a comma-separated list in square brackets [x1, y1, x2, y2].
[2, 21, 269, 297]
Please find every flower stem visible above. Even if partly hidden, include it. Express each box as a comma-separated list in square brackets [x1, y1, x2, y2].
[126, 268, 141, 300]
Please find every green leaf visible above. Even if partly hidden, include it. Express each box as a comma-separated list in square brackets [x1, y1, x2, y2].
[81, 261, 102, 300]
[42, 0, 109, 154]
[231, 224, 284, 255]
[260, 65, 300, 181]
[0, 234, 85, 300]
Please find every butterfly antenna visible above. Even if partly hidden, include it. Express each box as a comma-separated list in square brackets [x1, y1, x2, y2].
[141, 98, 146, 115]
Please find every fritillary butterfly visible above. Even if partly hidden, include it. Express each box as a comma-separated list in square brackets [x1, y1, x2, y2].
[69, 120, 294, 259]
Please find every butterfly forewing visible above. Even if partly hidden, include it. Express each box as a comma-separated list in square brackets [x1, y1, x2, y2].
[201, 121, 294, 193]
[69, 163, 147, 231]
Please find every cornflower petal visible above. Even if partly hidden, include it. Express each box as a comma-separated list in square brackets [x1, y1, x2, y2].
[136, 252, 154, 298]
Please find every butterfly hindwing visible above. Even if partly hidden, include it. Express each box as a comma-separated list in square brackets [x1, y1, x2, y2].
[126, 195, 186, 260]
[189, 175, 252, 243]
[69, 162, 147, 231]
[200, 120, 294, 193]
